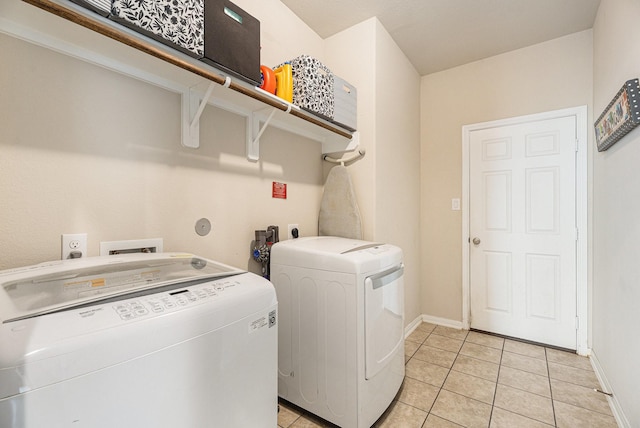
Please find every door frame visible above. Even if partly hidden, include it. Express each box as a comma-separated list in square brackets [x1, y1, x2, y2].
[461, 106, 588, 355]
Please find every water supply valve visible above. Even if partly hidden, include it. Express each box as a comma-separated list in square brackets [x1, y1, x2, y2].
[252, 225, 279, 279]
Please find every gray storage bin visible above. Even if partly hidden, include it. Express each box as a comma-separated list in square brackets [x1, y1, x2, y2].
[287, 55, 335, 120]
[110, 0, 204, 58]
[70, 0, 111, 16]
[332, 76, 357, 131]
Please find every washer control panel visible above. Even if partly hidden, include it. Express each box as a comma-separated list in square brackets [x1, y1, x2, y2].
[112, 279, 238, 321]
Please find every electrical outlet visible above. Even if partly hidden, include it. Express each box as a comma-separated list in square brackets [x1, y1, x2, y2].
[61, 233, 87, 260]
[287, 224, 299, 240]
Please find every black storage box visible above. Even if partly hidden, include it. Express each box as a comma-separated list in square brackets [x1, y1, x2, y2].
[201, 0, 261, 86]
[109, 0, 260, 85]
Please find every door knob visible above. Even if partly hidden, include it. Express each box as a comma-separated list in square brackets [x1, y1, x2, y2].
[472, 237, 481, 245]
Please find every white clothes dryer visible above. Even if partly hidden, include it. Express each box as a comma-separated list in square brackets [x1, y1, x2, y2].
[0, 253, 277, 428]
[270, 237, 405, 428]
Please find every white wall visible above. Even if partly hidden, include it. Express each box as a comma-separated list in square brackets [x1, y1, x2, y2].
[0, 2, 422, 329]
[592, 0, 640, 425]
[325, 18, 422, 326]
[420, 31, 593, 322]
[0, 0, 326, 272]
[324, 19, 377, 240]
[235, 0, 325, 66]
[373, 20, 422, 326]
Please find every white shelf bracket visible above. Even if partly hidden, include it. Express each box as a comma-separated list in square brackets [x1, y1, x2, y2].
[321, 130, 360, 155]
[181, 77, 231, 149]
[3, 1, 359, 161]
[247, 106, 286, 162]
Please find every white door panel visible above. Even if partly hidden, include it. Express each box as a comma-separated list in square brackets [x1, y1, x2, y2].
[469, 116, 577, 349]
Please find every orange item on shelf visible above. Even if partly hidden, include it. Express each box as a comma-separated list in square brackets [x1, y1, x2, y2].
[274, 63, 293, 103]
[260, 65, 276, 94]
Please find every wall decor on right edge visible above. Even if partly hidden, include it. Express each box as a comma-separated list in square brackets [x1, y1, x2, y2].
[594, 78, 640, 152]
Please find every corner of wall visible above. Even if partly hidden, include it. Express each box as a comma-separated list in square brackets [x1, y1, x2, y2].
[325, 17, 421, 326]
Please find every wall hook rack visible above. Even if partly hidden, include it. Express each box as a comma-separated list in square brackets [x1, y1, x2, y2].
[323, 147, 366, 165]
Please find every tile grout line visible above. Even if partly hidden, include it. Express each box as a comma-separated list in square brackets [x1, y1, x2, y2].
[404, 328, 433, 427]
[410, 330, 565, 428]
[426, 329, 502, 428]
[420, 328, 458, 427]
[462, 336, 561, 427]
[543, 347, 559, 427]
[392, 329, 450, 425]
[546, 351, 617, 420]
[487, 338, 505, 427]
[421, 329, 445, 426]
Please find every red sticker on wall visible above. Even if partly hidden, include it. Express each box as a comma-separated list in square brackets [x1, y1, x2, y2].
[272, 182, 287, 199]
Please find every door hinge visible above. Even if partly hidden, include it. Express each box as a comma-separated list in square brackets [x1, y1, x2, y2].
[575, 138, 580, 152]
[575, 316, 579, 330]
[575, 228, 579, 241]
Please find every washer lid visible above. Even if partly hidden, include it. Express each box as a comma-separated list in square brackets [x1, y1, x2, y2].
[0, 253, 243, 323]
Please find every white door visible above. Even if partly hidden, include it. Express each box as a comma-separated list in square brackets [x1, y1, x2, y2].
[468, 115, 577, 349]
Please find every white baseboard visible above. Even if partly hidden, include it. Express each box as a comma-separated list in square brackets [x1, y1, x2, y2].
[404, 315, 424, 338]
[590, 350, 631, 428]
[404, 314, 465, 339]
[421, 314, 464, 330]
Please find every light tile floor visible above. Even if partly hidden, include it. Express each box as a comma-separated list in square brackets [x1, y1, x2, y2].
[277, 322, 618, 428]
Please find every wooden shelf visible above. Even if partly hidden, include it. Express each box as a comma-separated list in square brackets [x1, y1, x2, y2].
[1, 0, 358, 160]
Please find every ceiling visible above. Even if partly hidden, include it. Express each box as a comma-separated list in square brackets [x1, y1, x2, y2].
[279, 0, 602, 75]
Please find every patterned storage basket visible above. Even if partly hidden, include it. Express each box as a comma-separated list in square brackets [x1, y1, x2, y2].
[286, 55, 334, 120]
[70, 0, 111, 16]
[110, 0, 204, 58]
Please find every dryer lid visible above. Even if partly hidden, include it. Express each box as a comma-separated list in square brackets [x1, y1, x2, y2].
[275, 236, 383, 255]
[0, 253, 243, 323]
[270, 236, 403, 273]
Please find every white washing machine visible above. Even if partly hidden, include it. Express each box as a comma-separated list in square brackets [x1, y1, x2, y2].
[270, 237, 405, 428]
[0, 253, 277, 428]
